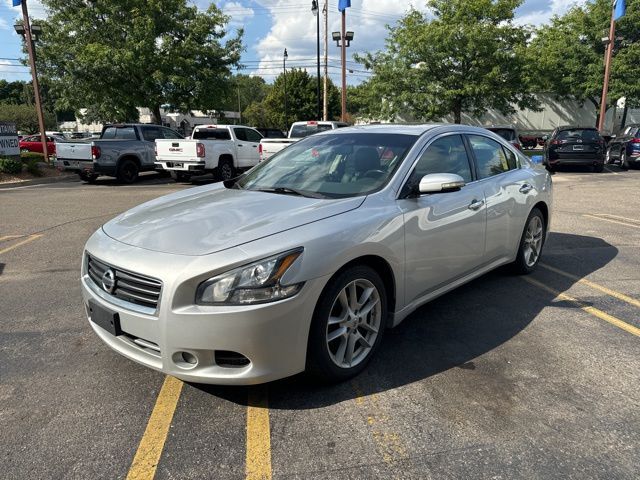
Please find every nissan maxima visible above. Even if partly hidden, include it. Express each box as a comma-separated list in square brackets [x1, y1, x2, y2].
[81, 124, 552, 385]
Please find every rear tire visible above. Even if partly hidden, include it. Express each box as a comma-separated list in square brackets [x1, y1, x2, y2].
[306, 266, 387, 383]
[117, 159, 139, 184]
[620, 150, 629, 170]
[79, 172, 98, 184]
[218, 160, 235, 182]
[593, 163, 604, 173]
[511, 208, 546, 275]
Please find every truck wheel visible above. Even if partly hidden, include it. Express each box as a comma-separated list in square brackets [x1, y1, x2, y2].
[218, 160, 235, 181]
[170, 171, 191, 182]
[117, 159, 139, 184]
[79, 172, 98, 184]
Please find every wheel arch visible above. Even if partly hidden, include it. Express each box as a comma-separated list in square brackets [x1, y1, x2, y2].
[117, 154, 142, 168]
[218, 153, 234, 167]
[321, 255, 397, 329]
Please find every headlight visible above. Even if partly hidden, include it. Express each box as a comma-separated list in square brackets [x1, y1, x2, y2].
[196, 248, 304, 305]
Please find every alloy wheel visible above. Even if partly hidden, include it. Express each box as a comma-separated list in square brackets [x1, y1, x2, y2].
[326, 279, 382, 369]
[523, 216, 544, 267]
[220, 163, 234, 181]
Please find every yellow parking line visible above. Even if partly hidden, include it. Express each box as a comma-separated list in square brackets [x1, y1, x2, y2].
[593, 213, 640, 225]
[583, 214, 640, 229]
[523, 276, 640, 337]
[539, 263, 640, 309]
[0, 234, 42, 255]
[0, 235, 24, 242]
[246, 385, 272, 480]
[126, 376, 183, 480]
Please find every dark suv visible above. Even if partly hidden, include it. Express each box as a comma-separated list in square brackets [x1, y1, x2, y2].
[606, 124, 640, 169]
[544, 126, 605, 172]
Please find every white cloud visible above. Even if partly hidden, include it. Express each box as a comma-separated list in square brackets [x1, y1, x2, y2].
[223, 1, 255, 27]
[514, 0, 588, 26]
[0, 17, 8, 30]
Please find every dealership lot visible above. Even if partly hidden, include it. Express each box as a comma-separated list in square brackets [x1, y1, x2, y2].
[1, 168, 639, 479]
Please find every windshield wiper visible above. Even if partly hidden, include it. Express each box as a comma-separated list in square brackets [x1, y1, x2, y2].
[254, 187, 327, 199]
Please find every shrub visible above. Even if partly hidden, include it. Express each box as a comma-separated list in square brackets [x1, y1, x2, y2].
[0, 157, 23, 174]
[20, 152, 44, 162]
[25, 158, 42, 176]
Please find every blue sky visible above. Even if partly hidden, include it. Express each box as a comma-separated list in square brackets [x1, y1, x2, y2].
[0, 0, 587, 84]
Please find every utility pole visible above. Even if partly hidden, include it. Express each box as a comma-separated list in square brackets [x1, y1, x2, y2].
[312, 1, 321, 120]
[341, 10, 346, 122]
[283, 48, 288, 131]
[598, 7, 615, 133]
[19, 0, 49, 163]
[237, 81, 242, 124]
[323, 0, 328, 121]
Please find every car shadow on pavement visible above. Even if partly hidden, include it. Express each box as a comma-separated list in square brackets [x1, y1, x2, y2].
[194, 232, 617, 409]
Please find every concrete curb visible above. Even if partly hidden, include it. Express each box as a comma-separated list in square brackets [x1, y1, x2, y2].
[0, 173, 78, 189]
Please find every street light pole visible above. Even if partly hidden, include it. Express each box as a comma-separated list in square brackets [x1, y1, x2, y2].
[18, 0, 49, 163]
[312, 1, 321, 120]
[283, 48, 288, 131]
[341, 10, 346, 122]
[323, 0, 328, 121]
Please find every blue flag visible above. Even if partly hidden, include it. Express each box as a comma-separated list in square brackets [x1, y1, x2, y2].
[614, 0, 626, 20]
[338, 0, 351, 12]
[12, 0, 22, 6]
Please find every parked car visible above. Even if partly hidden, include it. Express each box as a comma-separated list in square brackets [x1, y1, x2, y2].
[519, 135, 539, 150]
[56, 124, 183, 183]
[80, 124, 552, 385]
[543, 126, 605, 172]
[485, 125, 522, 150]
[259, 120, 349, 161]
[256, 128, 286, 139]
[19, 135, 57, 155]
[155, 124, 263, 182]
[605, 123, 640, 169]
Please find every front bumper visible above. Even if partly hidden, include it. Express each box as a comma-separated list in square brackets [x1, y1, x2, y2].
[81, 234, 327, 385]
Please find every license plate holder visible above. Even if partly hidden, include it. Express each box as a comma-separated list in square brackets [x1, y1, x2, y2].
[89, 300, 122, 336]
[573, 145, 584, 151]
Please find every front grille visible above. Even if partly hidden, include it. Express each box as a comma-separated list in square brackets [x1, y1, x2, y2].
[87, 255, 162, 310]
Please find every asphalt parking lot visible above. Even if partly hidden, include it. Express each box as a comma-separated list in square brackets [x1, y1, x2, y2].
[1, 167, 639, 479]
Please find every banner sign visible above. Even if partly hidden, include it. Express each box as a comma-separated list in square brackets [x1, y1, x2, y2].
[0, 122, 20, 157]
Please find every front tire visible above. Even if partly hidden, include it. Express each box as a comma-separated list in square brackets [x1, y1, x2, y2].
[620, 150, 629, 170]
[593, 163, 604, 173]
[511, 208, 546, 275]
[307, 266, 387, 382]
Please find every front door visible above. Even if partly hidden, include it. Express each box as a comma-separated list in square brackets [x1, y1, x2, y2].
[398, 134, 487, 306]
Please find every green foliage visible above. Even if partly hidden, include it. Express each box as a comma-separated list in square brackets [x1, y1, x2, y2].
[528, 0, 640, 110]
[36, 0, 243, 123]
[20, 152, 45, 162]
[243, 69, 341, 129]
[0, 104, 57, 133]
[0, 80, 34, 105]
[25, 158, 43, 176]
[0, 158, 23, 175]
[355, 0, 538, 123]
[218, 74, 271, 116]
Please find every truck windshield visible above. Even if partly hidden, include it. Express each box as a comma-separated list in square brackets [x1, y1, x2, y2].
[236, 132, 418, 198]
[290, 124, 334, 139]
[192, 129, 231, 140]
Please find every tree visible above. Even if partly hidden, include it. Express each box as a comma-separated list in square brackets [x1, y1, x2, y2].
[528, 0, 640, 123]
[0, 80, 33, 105]
[0, 104, 56, 133]
[218, 74, 270, 119]
[35, 0, 242, 124]
[355, 0, 537, 123]
[243, 69, 341, 129]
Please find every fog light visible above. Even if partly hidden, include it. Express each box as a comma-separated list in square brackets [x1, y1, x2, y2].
[181, 352, 197, 364]
[172, 351, 199, 369]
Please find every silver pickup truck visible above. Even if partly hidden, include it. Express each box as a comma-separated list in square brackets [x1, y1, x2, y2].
[56, 124, 183, 183]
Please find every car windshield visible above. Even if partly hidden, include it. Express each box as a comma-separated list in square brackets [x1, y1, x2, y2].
[236, 132, 418, 198]
[290, 124, 334, 138]
[488, 128, 516, 141]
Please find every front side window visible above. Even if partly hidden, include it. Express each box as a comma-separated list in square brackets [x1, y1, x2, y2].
[245, 128, 263, 143]
[236, 133, 418, 198]
[408, 135, 473, 186]
[234, 128, 247, 141]
[141, 127, 163, 142]
[161, 128, 183, 139]
[468, 135, 513, 179]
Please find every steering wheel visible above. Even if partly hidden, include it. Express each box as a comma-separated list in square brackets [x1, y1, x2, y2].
[362, 169, 386, 179]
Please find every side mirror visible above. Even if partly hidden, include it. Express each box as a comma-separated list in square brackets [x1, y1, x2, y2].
[418, 173, 465, 194]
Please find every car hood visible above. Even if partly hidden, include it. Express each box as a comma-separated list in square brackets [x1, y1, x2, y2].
[102, 183, 364, 256]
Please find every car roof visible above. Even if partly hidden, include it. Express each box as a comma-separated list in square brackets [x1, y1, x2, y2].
[486, 125, 517, 130]
[315, 123, 506, 137]
[556, 125, 599, 131]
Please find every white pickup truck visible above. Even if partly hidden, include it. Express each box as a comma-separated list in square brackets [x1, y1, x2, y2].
[155, 124, 263, 182]
[259, 121, 349, 161]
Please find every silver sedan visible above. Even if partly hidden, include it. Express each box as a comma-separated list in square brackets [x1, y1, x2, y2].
[81, 124, 552, 385]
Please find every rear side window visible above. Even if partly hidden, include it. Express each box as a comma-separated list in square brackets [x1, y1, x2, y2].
[556, 129, 600, 142]
[468, 135, 514, 179]
[192, 128, 231, 140]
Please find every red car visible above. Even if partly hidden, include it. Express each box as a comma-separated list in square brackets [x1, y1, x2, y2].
[19, 135, 57, 155]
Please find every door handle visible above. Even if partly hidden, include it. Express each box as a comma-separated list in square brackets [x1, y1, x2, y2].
[468, 199, 485, 211]
[237, 144, 244, 147]
[519, 183, 534, 194]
